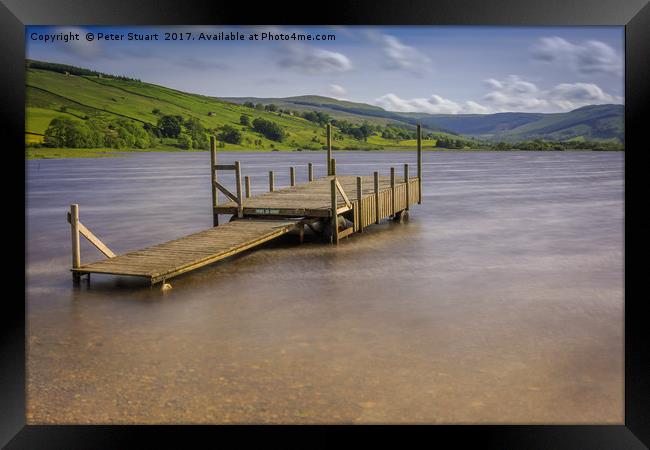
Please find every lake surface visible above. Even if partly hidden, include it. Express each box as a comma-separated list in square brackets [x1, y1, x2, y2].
[26, 151, 624, 424]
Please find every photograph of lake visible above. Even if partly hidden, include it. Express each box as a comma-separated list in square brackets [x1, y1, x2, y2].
[24, 25, 624, 424]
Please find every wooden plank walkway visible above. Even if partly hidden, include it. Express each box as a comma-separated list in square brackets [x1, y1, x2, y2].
[69, 124, 424, 288]
[71, 219, 298, 285]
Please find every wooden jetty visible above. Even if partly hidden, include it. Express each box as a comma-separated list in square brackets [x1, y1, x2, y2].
[69, 124, 423, 288]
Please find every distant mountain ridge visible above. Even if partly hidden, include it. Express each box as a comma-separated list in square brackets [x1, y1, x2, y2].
[222, 96, 624, 143]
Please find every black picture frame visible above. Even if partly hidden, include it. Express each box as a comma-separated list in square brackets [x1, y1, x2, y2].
[3, 0, 648, 447]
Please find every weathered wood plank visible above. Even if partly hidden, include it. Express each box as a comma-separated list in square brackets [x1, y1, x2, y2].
[335, 179, 352, 209]
[77, 221, 116, 258]
[74, 219, 298, 282]
[214, 164, 237, 171]
[214, 181, 239, 203]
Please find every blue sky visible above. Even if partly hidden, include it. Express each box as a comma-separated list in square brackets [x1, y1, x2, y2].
[26, 25, 624, 114]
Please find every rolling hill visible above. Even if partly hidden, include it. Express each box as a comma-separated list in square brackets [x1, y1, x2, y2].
[26, 59, 623, 153]
[404, 104, 624, 142]
[25, 60, 466, 151]
[225, 96, 624, 143]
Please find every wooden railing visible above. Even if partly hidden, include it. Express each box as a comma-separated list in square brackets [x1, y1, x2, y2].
[67, 203, 115, 282]
[331, 173, 420, 243]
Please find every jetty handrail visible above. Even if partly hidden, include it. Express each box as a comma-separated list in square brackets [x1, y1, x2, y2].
[335, 179, 352, 209]
[210, 135, 243, 221]
[67, 203, 115, 281]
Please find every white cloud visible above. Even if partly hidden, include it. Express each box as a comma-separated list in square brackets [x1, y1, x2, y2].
[328, 84, 347, 97]
[482, 75, 622, 112]
[278, 44, 351, 74]
[546, 82, 620, 110]
[375, 93, 489, 114]
[375, 75, 622, 114]
[531, 36, 622, 76]
[366, 31, 431, 74]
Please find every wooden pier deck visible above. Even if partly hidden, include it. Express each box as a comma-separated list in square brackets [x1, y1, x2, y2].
[68, 124, 424, 288]
[71, 219, 299, 285]
[214, 174, 408, 217]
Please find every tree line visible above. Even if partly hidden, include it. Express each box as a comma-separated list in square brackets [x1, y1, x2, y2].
[26, 59, 141, 82]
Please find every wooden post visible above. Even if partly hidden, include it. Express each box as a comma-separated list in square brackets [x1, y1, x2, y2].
[70, 204, 81, 274]
[210, 136, 218, 226]
[235, 161, 243, 218]
[330, 178, 339, 245]
[245, 176, 251, 198]
[357, 176, 363, 232]
[269, 171, 274, 192]
[417, 123, 422, 204]
[308, 163, 313, 182]
[326, 123, 332, 176]
[330, 158, 336, 176]
[374, 171, 380, 224]
[290, 166, 296, 186]
[390, 167, 396, 217]
[404, 163, 410, 210]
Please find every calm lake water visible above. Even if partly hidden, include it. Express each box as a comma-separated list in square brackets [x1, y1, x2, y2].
[26, 151, 624, 424]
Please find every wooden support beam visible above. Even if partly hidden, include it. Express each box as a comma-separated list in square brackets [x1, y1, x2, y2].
[235, 161, 243, 218]
[404, 163, 410, 210]
[357, 176, 363, 232]
[78, 222, 115, 258]
[214, 164, 237, 171]
[65, 215, 117, 259]
[417, 123, 422, 205]
[374, 171, 380, 224]
[308, 162, 313, 182]
[330, 178, 339, 245]
[245, 176, 251, 198]
[338, 227, 354, 239]
[70, 204, 80, 270]
[326, 123, 332, 176]
[214, 180, 239, 203]
[290, 166, 296, 186]
[210, 136, 218, 226]
[390, 167, 396, 217]
[335, 179, 352, 209]
[269, 171, 274, 192]
[330, 158, 337, 176]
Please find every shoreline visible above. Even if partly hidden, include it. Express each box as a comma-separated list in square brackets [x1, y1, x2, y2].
[26, 147, 623, 160]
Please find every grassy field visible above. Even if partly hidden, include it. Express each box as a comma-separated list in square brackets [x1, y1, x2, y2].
[26, 66, 475, 155]
[26, 69, 382, 151]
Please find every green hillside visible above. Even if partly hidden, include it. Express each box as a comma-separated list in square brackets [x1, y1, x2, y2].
[25, 59, 622, 156]
[230, 96, 623, 144]
[25, 69, 358, 150]
[25, 60, 471, 152]
[400, 105, 623, 142]
[222, 95, 450, 132]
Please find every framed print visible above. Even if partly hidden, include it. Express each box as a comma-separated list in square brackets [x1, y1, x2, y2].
[2, 0, 648, 447]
